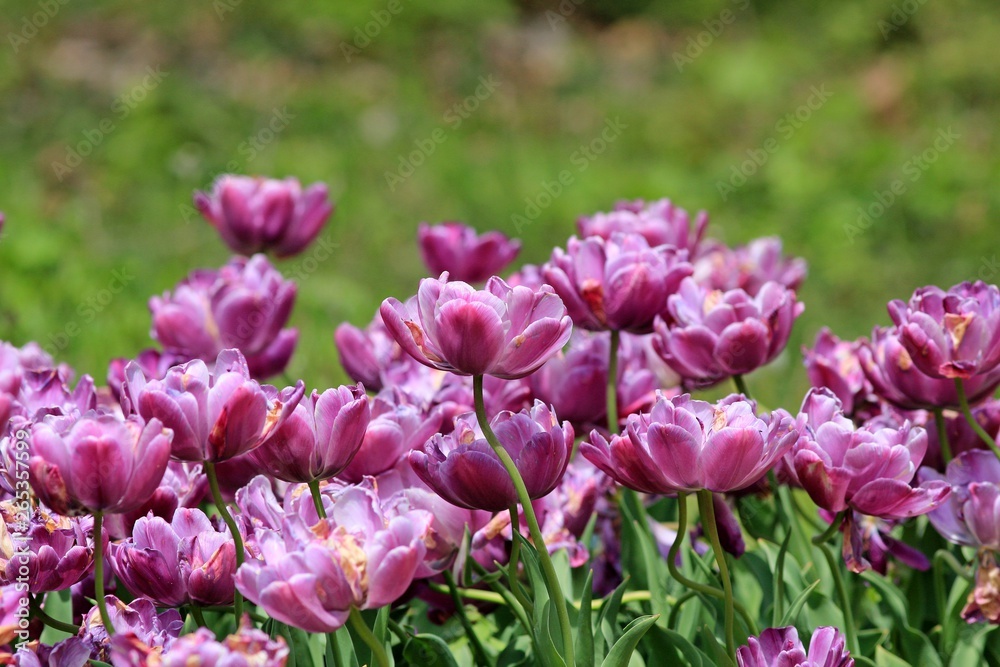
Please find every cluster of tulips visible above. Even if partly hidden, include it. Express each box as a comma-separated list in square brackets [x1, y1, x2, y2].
[3, 174, 1000, 666]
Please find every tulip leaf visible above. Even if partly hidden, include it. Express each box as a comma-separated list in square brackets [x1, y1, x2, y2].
[778, 578, 821, 627]
[772, 530, 793, 626]
[38, 589, 73, 645]
[862, 571, 944, 667]
[875, 646, 914, 667]
[402, 634, 460, 667]
[631, 519, 668, 621]
[644, 625, 715, 667]
[575, 570, 595, 667]
[594, 576, 632, 660]
[600, 614, 658, 667]
[271, 621, 318, 667]
[947, 625, 995, 667]
[696, 625, 734, 667]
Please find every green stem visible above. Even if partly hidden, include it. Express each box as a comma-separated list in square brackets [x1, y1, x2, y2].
[325, 630, 343, 667]
[473, 375, 574, 667]
[732, 374, 751, 399]
[607, 329, 621, 434]
[811, 512, 859, 656]
[935, 549, 973, 581]
[348, 607, 389, 667]
[955, 379, 1000, 460]
[507, 505, 534, 614]
[698, 490, 736, 661]
[445, 570, 494, 667]
[934, 408, 953, 465]
[308, 479, 328, 519]
[93, 512, 114, 636]
[466, 558, 533, 634]
[666, 590, 700, 630]
[28, 595, 79, 634]
[190, 603, 208, 629]
[204, 460, 245, 620]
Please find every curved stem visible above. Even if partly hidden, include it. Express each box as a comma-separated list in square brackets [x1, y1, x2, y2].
[934, 408, 953, 465]
[204, 460, 244, 620]
[607, 330, 621, 434]
[811, 515, 859, 657]
[308, 479, 328, 520]
[732, 374, 751, 400]
[348, 607, 389, 667]
[955, 379, 1000, 460]
[507, 505, 534, 614]
[93, 512, 114, 636]
[935, 549, 973, 582]
[474, 375, 574, 667]
[445, 570, 494, 667]
[189, 603, 208, 629]
[666, 590, 700, 629]
[698, 490, 736, 661]
[811, 510, 845, 546]
[29, 595, 79, 634]
[466, 558, 534, 634]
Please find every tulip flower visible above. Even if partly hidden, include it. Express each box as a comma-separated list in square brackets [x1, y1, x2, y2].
[582, 393, 796, 494]
[410, 402, 573, 512]
[102, 461, 205, 540]
[737, 626, 854, 667]
[0, 504, 93, 593]
[653, 278, 803, 389]
[248, 384, 370, 483]
[888, 281, 1000, 380]
[803, 328, 879, 419]
[417, 221, 521, 283]
[9, 637, 91, 667]
[334, 314, 400, 391]
[149, 254, 298, 378]
[543, 233, 692, 333]
[194, 175, 333, 258]
[693, 237, 807, 296]
[81, 596, 183, 662]
[859, 326, 1000, 410]
[123, 349, 303, 463]
[27, 412, 172, 517]
[380, 274, 572, 379]
[234, 485, 432, 632]
[576, 198, 708, 253]
[111, 619, 289, 667]
[111, 508, 237, 607]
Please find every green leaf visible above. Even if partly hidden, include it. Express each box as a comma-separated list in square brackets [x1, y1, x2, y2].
[862, 571, 944, 667]
[594, 576, 632, 660]
[875, 646, 913, 667]
[772, 530, 793, 626]
[272, 621, 316, 667]
[402, 634, 460, 667]
[575, 570, 596, 667]
[600, 615, 659, 667]
[778, 578, 821, 627]
[644, 625, 714, 667]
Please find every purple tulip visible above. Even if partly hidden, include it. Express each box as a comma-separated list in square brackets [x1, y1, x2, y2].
[339, 392, 443, 482]
[81, 596, 182, 662]
[859, 326, 1000, 410]
[506, 263, 546, 291]
[111, 508, 237, 607]
[693, 237, 807, 296]
[410, 402, 573, 512]
[248, 385, 370, 483]
[418, 222, 521, 283]
[543, 233, 692, 333]
[888, 281, 1000, 380]
[653, 278, 803, 388]
[27, 412, 172, 516]
[194, 175, 333, 258]
[576, 198, 708, 253]
[10, 637, 91, 667]
[334, 314, 401, 391]
[234, 485, 432, 632]
[788, 389, 950, 522]
[110, 619, 289, 667]
[803, 328, 879, 419]
[839, 510, 930, 574]
[124, 349, 303, 462]
[737, 626, 853, 667]
[964, 553, 1000, 624]
[106, 349, 184, 404]
[0, 506, 93, 593]
[919, 450, 1000, 550]
[921, 401, 1000, 471]
[149, 254, 298, 379]
[103, 461, 205, 540]
[4, 366, 97, 430]
[0, 584, 28, 649]
[380, 274, 572, 379]
[582, 393, 796, 494]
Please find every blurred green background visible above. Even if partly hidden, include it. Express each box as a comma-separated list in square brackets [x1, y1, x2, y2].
[1, 0, 998, 409]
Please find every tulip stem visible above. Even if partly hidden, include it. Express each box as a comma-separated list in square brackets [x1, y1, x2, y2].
[189, 603, 208, 629]
[732, 374, 751, 400]
[933, 408, 953, 465]
[91, 512, 114, 637]
[473, 375, 575, 667]
[811, 510, 859, 656]
[607, 329, 621, 434]
[811, 510, 845, 546]
[445, 570, 494, 667]
[325, 629, 344, 667]
[666, 494, 757, 635]
[507, 505, 534, 614]
[204, 460, 245, 621]
[697, 490, 736, 661]
[28, 595, 79, 634]
[308, 479, 328, 520]
[348, 607, 389, 667]
[955, 379, 1000, 460]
